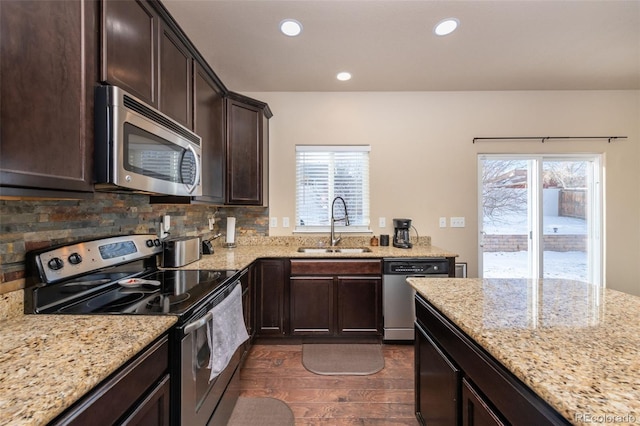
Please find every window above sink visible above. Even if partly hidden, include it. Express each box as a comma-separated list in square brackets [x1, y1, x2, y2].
[294, 145, 371, 233]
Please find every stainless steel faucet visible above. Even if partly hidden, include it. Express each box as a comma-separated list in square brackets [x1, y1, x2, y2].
[330, 196, 350, 246]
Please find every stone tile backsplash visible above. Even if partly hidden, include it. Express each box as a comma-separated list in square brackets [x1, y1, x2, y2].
[0, 192, 268, 292]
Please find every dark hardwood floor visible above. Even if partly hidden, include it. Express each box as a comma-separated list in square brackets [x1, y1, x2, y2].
[238, 343, 419, 425]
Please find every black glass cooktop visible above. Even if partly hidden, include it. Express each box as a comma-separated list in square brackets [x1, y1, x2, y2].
[35, 269, 238, 317]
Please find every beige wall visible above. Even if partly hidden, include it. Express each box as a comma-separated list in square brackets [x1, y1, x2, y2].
[246, 90, 640, 296]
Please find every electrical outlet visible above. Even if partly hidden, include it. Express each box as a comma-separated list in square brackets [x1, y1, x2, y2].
[439, 217, 447, 228]
[450, 217, 465, 228]
[270, 217, 278, 228]
[282, 217, 290, 228]
[159, 215, 171, 239]
[208, 217, 215, 231]
[379, 217, 386, 228]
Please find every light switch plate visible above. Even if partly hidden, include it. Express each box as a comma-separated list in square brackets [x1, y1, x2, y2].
[450, 217, 465, 228]
[439, 217, 447, 228]
[270, 217, 277, 228]
[282, 217, 290, 228]
[379, 217, 386, 228]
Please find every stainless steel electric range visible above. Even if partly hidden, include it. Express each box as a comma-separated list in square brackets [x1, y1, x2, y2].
[25, 234, 248, 426]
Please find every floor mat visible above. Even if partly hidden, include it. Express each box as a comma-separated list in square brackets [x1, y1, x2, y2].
[302, 343, 385, 375]
[227, 397, 294, 426]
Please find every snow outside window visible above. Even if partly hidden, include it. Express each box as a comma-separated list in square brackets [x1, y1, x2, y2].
[295, 145, 371, 233]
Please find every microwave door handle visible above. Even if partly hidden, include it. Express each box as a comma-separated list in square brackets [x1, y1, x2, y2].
[184, 144, 201, 194]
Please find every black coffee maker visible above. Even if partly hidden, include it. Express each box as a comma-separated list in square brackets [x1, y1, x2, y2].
[393, 218, 413, 249]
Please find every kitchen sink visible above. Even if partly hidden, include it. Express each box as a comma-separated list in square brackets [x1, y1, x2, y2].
[297, 247, 372, 253]
[334, 247, 372, 253]
[297, 247, 333, 253]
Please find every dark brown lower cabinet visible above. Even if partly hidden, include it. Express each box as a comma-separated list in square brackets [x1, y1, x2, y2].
[462, 378, 506, 426]
[255, 259, 288, 336]
[415, 321, 460, 425]
[415, 295, 570, 426]
[337, 277, 382, 335]
[51, 336, 170, 426]
[121, 375, 170, 426]
[290, 277, 334, 334]
[289, 259, 382, 337]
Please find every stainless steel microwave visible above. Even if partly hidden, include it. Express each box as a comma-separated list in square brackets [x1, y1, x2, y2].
[94, 85, 202, 197]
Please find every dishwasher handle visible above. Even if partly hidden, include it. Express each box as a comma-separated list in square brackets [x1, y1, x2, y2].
[402, 274, 450, 278]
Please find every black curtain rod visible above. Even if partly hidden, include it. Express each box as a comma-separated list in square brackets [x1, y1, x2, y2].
[472, 136, 627, 144]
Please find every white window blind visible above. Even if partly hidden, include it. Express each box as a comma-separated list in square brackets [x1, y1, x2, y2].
[295, 145, 370, 232]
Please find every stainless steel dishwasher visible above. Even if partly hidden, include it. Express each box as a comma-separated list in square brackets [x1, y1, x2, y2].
[383, 258, 450, 341]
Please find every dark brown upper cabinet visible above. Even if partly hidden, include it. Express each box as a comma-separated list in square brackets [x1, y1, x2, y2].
[159, 22, 193, 129]
[226, 93, 272, 206]
[0, 0, 97, 196]
[193, 63, 225, 204]
[102, 0, 193, 130]
[101, 0, 159, 107]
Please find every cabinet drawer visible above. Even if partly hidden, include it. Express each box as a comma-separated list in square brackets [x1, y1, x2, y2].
[291, 259, 381, 275]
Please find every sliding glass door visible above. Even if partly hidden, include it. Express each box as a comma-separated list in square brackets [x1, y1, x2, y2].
[478, 155, 602, 285]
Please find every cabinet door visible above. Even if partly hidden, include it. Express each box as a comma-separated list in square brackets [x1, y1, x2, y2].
[415, 322, 461, 425]
[226, 98, 263, 205]
[0, 0, 95, 194]
[159, 23, 193, 129]
[462, 378, 506, 426]
[101, 0, 158, 106]
[256, 259, 287, 335]
[193, 63, 225, 204]
[290, 277, 334, 335]
[337, 276, 382, 335]
[121, 375, 170, 426]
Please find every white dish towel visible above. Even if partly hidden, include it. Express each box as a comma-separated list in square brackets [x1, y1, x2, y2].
[206, 284, 249, 382]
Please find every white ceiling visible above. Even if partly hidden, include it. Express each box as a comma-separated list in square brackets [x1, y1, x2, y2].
[162, 0, 640, 92]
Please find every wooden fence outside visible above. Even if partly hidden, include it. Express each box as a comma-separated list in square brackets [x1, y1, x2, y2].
[559, 189, 586, 219]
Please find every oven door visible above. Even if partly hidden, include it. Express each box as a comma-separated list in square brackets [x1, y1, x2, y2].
[177, 281, 243, 426]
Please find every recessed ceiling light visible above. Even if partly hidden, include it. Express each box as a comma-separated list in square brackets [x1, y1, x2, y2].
[336, 72, 352, 81]
[280, 19, 302, 37]
[434, 18, 459, 36]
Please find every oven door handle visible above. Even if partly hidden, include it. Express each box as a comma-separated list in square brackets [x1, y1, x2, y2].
[184, 312, 213, 335]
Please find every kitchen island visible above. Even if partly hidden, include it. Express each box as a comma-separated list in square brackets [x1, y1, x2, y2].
[408, 277, 640, 425]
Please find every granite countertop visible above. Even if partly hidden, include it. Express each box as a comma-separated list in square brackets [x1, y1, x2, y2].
[0, 314, 177, 426]
[178, 242, 458, 271]
[0, 239, 457, 425]
[407, 277, 640, 425]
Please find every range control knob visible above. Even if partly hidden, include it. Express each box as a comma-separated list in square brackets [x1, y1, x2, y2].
[153, 239, 161, 247]
[146, 239, 155, 248]
[47, 257, 64, 271]
[68, 253, 82, 265]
